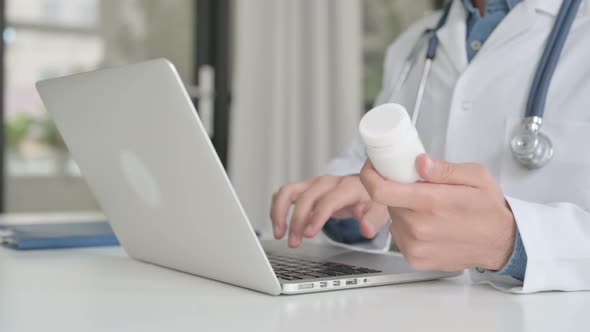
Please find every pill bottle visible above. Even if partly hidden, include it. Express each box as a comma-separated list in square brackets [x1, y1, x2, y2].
[358, 103, 425, 183]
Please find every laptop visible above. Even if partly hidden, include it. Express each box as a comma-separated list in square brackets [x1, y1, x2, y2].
[36, 59, 460, 295]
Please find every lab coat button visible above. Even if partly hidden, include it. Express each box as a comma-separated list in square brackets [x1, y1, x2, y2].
[461, 101, 472, 112]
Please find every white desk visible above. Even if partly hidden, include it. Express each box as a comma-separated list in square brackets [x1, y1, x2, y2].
[0, 246, 588, 332]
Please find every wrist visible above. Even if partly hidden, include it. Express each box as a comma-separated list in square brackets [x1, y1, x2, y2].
[486, 204, 517, 271]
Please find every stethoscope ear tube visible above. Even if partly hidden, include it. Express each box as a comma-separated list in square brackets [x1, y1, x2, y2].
[387, 31, 432, 103]
[410, 2, 451, 125]
[411, 58, 432, 126]
[384, 2, 452, 105]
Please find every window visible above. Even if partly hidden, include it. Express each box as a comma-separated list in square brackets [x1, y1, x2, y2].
[4, 0, 197, 211]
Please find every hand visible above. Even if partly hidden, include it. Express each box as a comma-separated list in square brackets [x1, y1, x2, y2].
[359, 154, 516, 272]
[270, 175, 389, 248]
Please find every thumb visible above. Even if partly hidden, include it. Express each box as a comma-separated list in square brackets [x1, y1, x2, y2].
[416, 154, 488, 187]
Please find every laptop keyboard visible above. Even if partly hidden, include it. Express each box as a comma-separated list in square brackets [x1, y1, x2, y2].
[266, 252, 382, 281]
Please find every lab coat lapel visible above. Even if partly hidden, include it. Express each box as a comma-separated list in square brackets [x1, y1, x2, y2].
[435, 0, 570, 73]
[531, 0, 589, 17]
[482, 0, 588, 55]
[481, 0, 538, 52]
[435, 0, 468, 74]
[532, 0, 564, 16]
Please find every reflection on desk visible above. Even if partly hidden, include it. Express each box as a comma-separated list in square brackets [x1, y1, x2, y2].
[0, 247, 588, 332]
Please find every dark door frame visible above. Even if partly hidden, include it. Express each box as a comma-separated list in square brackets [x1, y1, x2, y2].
[196, 0, 232, 169]
[0, 0, 6, 212]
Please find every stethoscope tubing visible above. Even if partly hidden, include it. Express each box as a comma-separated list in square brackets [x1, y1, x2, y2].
[526, 0, 582, 119]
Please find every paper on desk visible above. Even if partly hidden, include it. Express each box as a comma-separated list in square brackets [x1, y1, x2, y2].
[0, 212, 106, 226]
[0, 229, 13, 245]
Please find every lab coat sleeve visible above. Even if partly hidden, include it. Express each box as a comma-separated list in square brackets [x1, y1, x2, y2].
[470, 197, 590, 293]
[322, 132, 367, 176]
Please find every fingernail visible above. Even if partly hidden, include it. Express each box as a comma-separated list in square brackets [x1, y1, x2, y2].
[362, 220, 375, 238]
[288, 233, 298, 247]
[423, 155, 434, 175]
[304, 225, 314, 236]
[274, 224, 282, 237]
[365, 222, 374, 236]
[292, 235, 301, 247]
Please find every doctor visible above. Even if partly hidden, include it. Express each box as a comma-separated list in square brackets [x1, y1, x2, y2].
[270, 0, 590, 293]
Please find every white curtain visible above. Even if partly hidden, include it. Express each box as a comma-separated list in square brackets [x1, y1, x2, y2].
[229, 0, 363, 230]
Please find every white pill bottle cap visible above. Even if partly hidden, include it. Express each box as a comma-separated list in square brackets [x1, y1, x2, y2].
[359, 103, 424, 183]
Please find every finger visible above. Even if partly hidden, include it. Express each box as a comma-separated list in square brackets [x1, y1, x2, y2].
[358, 204, 390, 239]
[360, 161, 435, 210]
[270, 180, 313, 239]
[387, 206, 415, 233]
[331, 207, 356, 219]
[303, 183, 365, 238]
[388, 206, 433, 242]
[288, 179, 339, 246]
[351, 202, 369, 222]
[389, 217, 406, 253]
[388, 208, 422, 259]
[415, 154, 495, 188]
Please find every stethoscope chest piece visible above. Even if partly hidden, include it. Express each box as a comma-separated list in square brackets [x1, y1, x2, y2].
[510, 116, 554, 169]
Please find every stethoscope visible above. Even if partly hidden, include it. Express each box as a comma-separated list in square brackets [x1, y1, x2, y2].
[389, 0, 583, 169]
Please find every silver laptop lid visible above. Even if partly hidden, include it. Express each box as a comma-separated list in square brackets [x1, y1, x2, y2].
[36, 59, 281, 295]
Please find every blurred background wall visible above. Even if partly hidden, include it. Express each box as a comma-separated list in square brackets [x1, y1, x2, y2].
[2, 0, 436, 227]
[230, 0, 363, 230]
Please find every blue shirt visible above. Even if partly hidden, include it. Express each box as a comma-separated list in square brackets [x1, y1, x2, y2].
[324, 0, 527, 281]
[463, 0, 523, 61]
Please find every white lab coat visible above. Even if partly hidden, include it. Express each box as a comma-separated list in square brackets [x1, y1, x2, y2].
[323, 0, 590, 293]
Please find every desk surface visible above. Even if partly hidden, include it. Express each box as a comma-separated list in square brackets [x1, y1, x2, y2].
[0, 246, 588, 332]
